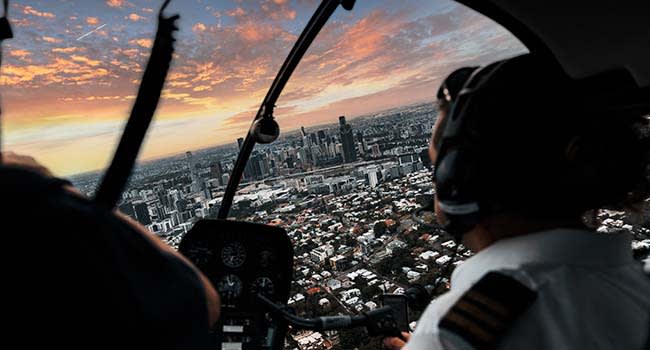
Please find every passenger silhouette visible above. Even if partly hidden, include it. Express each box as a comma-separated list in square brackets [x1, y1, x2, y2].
[1, 152, 219, 349]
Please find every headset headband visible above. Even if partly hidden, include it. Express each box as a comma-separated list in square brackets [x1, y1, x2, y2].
[433, 58, 512, 240]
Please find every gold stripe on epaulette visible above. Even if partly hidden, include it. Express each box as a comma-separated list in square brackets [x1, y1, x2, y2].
[444, 310, 498, 344]
[454, 299, 507, 332]
[465, 290, 512, 319]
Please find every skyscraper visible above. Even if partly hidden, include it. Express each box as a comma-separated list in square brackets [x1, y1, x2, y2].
[339, 116, 357, 163]
[300, 126, 312, 147]
[186, 151, 199, 193]
[317, 130, 327, 145]
[118, 202, 136, 219]
[239, 139, 253, 180]
[133, 201, 152, 225]
[356, 131, 367, 154]
[211, 162, 224, 186]
[371, 144, 381, 157]
[249, 153, 269, 180]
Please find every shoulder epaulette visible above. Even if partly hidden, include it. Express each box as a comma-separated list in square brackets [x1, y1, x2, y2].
[439, 271, 537, 350]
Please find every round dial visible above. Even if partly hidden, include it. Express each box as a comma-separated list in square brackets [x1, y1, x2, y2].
[259, 250, 274, 268]
[221, 242, 246, 268]
[217, 274, 243, 302]
[182, 241, 213, 269]
[251, 277, 275, 297]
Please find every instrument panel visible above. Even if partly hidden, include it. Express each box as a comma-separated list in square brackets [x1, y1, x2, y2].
[179, 220, 294, 350]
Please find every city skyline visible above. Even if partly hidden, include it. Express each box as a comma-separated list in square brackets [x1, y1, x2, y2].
[1, 0, 526, 176]
[103, 103, 650, 350]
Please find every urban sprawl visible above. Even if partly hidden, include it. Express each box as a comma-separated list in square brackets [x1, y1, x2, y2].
[72, 102, 650, 350]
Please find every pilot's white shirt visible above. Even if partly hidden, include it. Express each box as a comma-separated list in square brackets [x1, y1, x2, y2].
[405, 228, 650, 350]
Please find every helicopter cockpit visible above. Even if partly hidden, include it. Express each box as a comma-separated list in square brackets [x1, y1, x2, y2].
[1, 0, 648, 350]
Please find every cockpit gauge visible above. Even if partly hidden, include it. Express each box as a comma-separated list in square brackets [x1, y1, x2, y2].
[178, 219, 295, 350]
[182, 242, 213, 268]
[251, 277, 275, 297]
[259, 250, 274, 268]
[221, 241, 246, 268]
[217, 274, 243, 302]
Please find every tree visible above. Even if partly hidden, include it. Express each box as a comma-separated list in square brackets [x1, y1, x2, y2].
[343, 234, 359, 248]
[336, 328, 367, 350]
[361, 284, 383, 300]
[375, 247, 415, 276]
[373, 221, 387, 237]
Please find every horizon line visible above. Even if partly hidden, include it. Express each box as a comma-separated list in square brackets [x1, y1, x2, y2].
[68, 98, 436, 179]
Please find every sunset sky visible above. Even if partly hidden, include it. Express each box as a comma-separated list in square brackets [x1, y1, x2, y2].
[1, 0, 526, 176]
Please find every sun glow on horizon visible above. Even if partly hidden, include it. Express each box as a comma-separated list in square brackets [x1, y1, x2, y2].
[1, 0, 526, 176]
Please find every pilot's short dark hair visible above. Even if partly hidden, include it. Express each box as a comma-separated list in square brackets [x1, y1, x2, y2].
[438, 55, 650, 217]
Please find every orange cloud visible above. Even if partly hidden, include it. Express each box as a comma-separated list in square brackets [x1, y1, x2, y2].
[129, 38, 153, 48]
[10, 18, 33, 27]
[86, 17, 100, 25]
[127, 13, 144, 22]
[191, 62, 225, 84]
[82, 95, 123, 101]
[261, 1, 297, 21]
[1, 64, 57, 85]
[20, 5, 55, 19]
[227, 7, 246, 17]
[106, 0, 124, 8]
[112, 47, 140, 57]
[1, 53, 113, 88]
[70, 55, 102, 67]
[52, 47, 84, 54]
[42, 36, 63, 43]
[237, 22, 273, 42]
[162, 92, 191, 100]
[193, 85, 211, 92]
[9, 49, 31, 58]
[193, 23, 207, 33]
[339, 11, 393, 60]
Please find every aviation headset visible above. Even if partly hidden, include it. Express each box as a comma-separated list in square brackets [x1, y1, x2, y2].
[433, 58, 514, 241]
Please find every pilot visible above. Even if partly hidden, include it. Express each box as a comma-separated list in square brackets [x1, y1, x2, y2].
[1, 152, 220, 349]
[384, 54, 650, 350]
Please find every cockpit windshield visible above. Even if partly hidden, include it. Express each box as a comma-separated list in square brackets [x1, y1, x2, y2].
[2, 0, 534, 347]
[4, 1, 650, 349]
[1, 0, 650, 349]
[3, 0, 526, 182]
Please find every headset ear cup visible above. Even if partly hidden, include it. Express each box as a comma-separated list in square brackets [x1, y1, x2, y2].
[436, 149, 477, 201]
[433, 60, 511, 239]
[434, 148, 457, 200]
[435, 148, 481, 240]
